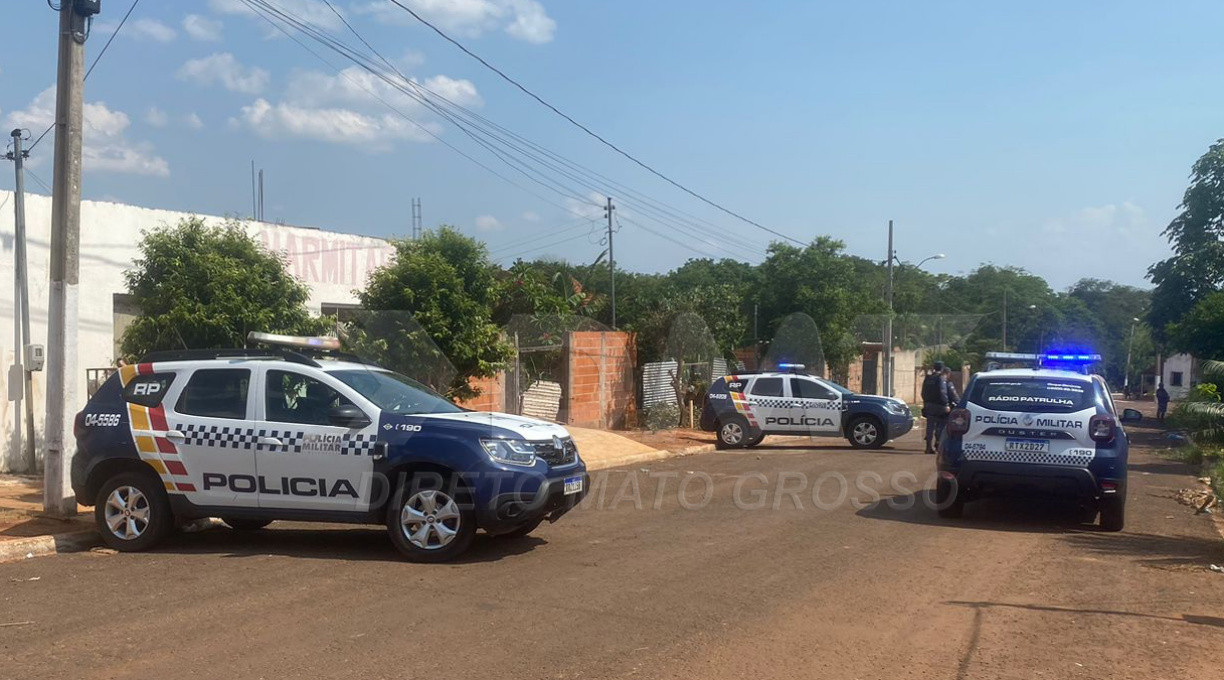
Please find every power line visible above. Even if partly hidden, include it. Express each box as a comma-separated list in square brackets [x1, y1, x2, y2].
[249, 0, 767, 260]
[28, 0, 144, 155]
[380, 0, 805, 247]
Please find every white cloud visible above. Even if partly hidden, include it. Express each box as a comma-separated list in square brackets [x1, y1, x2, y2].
[564, 192, 607, 221]
[475, 215, 503, 232]
[4, 86, 169, 177]
[145, 107, 169, 127]
[95, 17, 176, 42]
[353, 0, 556, 43]
[207, 0, 346, 32]
[1041, 202, 1148, 236]
[234, 67, 480, 149]
[177, 53, 270, 94]
[185, 113, 205, 130]
[183, 14, 224, 41]
[234, 98, 440, 148]
[522, 210, 540, 222]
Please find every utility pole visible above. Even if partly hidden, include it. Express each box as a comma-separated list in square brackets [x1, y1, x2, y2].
[753, 302, 759, 370]
[605, 197, 616, 330]
[1124, 317, 1139, 391]
[883, 220, 895, 397]
[45, 0, 93, 517]
[1002, 288, 1008, 352]
[411, 198, 422, 239]
[7, 130, 36, 472]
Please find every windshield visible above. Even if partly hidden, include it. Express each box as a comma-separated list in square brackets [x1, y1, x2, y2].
[818, 379, 854, 395]
[328, 369, 463, 415]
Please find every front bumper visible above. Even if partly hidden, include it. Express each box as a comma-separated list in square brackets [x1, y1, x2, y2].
[477, 470, 590, 535]
[887, 414, 916, 439]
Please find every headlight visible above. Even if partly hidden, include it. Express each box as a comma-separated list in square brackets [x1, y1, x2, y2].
[885, 401, 909, 415]
[480, 438, 537, 466]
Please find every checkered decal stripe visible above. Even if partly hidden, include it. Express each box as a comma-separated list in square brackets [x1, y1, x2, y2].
[748, 398, 803, 409]
[255, 429, 379, 456]
[177, 423, 258, 450]
[962, 449, 1095, 468]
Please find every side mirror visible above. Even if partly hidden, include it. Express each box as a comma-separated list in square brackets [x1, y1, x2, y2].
[1120, 408, 1143, 423]
[329, 404, 371, 429]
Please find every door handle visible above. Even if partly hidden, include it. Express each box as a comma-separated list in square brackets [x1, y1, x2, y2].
[165, 430, 185, 440]
[257, 437, 283, 447]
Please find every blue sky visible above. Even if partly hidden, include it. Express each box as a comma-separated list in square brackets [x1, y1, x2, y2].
[2, 0, 1220, 290]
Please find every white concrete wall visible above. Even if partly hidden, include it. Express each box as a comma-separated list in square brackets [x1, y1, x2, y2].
[0, 190, 394, 472]
[1161, 353, 1195, 400]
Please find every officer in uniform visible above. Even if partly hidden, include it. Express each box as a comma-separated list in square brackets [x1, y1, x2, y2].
[921, 361, 950, 454]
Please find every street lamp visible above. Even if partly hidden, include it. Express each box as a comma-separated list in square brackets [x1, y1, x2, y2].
[882, 220, 947, 396]
[1027, 304, 1043, 350]
[916, 253, 946, 269]
[1124, 317, 1140, 392]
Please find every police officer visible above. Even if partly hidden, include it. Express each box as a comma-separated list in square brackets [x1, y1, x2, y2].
[942, 365, 960, 408]
[921, 361, 950, 454]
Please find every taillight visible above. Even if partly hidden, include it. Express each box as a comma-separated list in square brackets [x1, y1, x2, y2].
[1089, 415, 1116, 444]
[947, 408, 971, 436]
[73, 411, 87, 440]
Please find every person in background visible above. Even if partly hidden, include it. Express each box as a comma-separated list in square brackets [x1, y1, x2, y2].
[1156, 383, 1170, 423]
[921, 361, 950, 455]
[942, 365, 960, 409]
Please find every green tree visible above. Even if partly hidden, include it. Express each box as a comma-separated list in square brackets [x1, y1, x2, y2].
[120, 217, 325, 359]
[1148, 139, 1224, 341]
[356, 227, 511, 401]
[1167, 291, 1224, 360]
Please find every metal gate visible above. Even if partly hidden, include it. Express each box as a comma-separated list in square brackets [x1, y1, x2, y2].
[504, 331, 565, 421]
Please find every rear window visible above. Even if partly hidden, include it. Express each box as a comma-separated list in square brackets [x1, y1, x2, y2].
[749, 377, 784, 397]
[968, 378, 1095, 414]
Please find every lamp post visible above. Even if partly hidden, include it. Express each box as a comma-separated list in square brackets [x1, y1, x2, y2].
[1027, 304, 1042, 350]
[1124, 317, 1140, 391]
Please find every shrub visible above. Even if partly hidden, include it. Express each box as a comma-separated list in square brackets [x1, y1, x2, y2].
[643, 402, 681, 433]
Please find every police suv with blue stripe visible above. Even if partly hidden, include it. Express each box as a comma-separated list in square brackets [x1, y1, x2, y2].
[699, 364, 915, 449]
[71, 333, 589, 562]
[936, 352, 1140, 531]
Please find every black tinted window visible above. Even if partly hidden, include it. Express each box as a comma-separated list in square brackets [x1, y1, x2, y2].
[266, 370, 354, 425]
[176, 369, 250, 419]
[968, 378, 1093, 414]
[792, 378, 836, 400]
[123, 372, 176, 407]
[749, 377, 784, 397]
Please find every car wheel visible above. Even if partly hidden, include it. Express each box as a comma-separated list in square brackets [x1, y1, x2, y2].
[1098, 497, 1125, 532]
[222, 518, 273, 531]
[935, 477, 964, 519]
[847, 416, 885, 449]
[716, 417, 751, 449]
[94, 471, 174, 552]
[386, 474, 476, 563]
[496, 518, 543, 539]
[744, 431, 766, 448]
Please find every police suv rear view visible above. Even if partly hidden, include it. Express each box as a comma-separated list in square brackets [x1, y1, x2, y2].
[936, 353, 1140, 531]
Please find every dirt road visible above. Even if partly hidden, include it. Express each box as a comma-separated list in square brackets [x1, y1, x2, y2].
[2, 426, 1222, 679]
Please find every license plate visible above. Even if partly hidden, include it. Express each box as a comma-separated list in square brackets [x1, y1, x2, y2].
[563, 476, 584, 495]
[1005, 438, 1049, 453]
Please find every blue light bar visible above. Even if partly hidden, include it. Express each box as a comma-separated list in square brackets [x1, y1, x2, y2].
[778, 363, 806, 370]
[1043, 353, 1101, 363]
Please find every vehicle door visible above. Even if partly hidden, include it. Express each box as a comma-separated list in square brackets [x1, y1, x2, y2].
[746, 376, 794, 431]
[163, 367, 259, 507]
[253, 366, 378, 512]
[790, 377, 844, 435]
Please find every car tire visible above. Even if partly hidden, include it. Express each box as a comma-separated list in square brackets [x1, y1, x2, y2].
[386, 473, 477, 563]
[744, 431, 766, 448]
[935, 477, 964, 519]
[716, 417, 752, 449]
[94, 471, 174, 552]
[496, 518, 543, 539]
[1098, 497, 1125, 532]
[847, 416, 885, 449]
[222, 518, 273, 531]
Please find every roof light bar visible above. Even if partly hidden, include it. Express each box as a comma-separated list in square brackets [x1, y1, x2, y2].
[777, 363, 806, 371]
[247, 331, 341, 352]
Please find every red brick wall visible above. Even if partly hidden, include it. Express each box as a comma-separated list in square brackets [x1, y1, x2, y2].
[456, 373, 505, 412]
[563, 331, 635, 429]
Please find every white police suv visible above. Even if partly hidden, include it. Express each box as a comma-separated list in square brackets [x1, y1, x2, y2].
[71, 333, 589, 562]
[699, 364, 915, 449]
[936, 353, 1140, 530]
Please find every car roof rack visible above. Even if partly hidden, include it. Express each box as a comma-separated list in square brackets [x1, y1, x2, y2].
[139, 348, 321, 368]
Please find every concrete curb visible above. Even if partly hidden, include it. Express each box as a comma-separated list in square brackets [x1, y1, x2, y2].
[585, 436, 813, 471]
[0, 529, 101, 564]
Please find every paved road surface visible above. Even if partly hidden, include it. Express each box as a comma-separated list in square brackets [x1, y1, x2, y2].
[3, 426, 1223, 679]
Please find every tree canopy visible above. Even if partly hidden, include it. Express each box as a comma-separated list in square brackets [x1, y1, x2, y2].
[120, 217, 325, 359]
